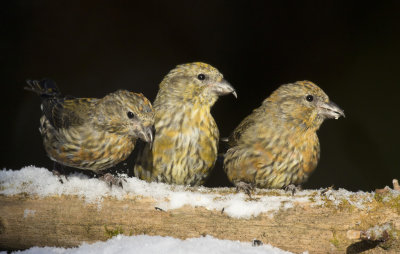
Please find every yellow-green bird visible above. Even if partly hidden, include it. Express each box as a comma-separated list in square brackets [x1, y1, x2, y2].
[134, 62, 236, 186]
[224, 81, 344, 189]
[25, 79, 154, 178]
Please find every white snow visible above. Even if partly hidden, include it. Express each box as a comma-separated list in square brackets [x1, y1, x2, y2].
[1, 166, 380, 254]
[11, 235, 300, 254]
[0, 166, 378, 218]
[364, 223, 394, 240]
[305, 188, 376, 210]
[0, 166, 314, 219]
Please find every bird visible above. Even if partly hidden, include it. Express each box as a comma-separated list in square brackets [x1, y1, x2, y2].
[223, 81, 344, 190]
[134, 62, 236, 186]
[25, 79, 154, 184]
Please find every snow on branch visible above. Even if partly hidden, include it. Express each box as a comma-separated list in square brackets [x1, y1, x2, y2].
[0, 167, 399, 253]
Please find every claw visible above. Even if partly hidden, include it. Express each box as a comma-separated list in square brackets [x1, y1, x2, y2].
[284, 184, 301, 196]
[52, 162, 68, 184]
[235, 181, 254, 198]
[99, 173, 125, 188]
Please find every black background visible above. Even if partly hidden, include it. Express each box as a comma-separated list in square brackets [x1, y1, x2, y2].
[2, 1, 400, 191]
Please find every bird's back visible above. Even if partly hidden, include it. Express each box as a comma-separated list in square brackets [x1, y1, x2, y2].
[25, 79, 96, 130]
[26, 79, 134, 172]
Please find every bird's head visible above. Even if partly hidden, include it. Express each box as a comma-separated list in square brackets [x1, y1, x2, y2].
[157, 62, 236, 107]
[97, 90, 154, 143]
[265, 81, 344, 130]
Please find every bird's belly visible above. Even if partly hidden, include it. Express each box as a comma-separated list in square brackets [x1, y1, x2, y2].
[254, 133, 319, 188]
[43, 125, 134, 171]
[153, 127, 218, 186]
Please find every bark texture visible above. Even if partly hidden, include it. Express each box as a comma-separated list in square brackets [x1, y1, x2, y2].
[0, 189, 399, 253]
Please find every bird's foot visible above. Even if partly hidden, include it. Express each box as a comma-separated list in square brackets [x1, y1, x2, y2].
[235, 181, 254, 198]
[99, 173, 126, 188]
[52, 170, 67, 184]
[52, 162, 68, 184]
[252, 239, 263, 247]
[284, 184, 302, 196]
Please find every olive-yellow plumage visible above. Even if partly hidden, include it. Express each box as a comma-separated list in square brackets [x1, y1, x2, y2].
[26, 79, 154, 173]
[224, 81, 344, 189]
[134, 62, 236, 186]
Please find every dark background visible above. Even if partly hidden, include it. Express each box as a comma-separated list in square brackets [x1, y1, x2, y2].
[2, 1, 399, 191]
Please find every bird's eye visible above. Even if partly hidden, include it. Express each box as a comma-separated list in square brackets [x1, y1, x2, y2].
[197, 74, 206, 80]
[127, 111, 135, 119]
[306, 95, 314, 102]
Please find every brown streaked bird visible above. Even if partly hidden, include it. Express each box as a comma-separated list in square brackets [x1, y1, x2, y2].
[25, 79, 154, 181]
[224, 81, 344, 189]
[134, 62, 236, 186]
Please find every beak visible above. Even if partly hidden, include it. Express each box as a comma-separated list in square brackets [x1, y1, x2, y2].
[211, 79, 237, 98]
[138, 125, 154, 143]
[318, 100, 345, 119]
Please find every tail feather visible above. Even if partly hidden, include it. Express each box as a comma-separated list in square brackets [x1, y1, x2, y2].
[25, 79, 61, 98]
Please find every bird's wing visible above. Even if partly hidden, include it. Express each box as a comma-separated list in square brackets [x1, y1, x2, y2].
[228, 114, 257, 147]
[43, 97, 97, 129]
[133, 139, 154, 181]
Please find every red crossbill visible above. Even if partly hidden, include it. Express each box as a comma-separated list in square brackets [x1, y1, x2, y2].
[25, 79, 154, 177]
[224, 81, 344, 189]
[134, 62, 236, 186]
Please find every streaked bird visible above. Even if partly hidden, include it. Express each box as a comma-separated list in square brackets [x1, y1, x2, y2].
[134, 62, 236, 186]
[26, 79, 154, 184]
[224, 81, 344, 190]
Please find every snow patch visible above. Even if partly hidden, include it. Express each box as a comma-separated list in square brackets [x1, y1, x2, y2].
[0, 166, 310, 218]
[12, 234, 301, 254]
[0, 166, 374, 219]
[304, 188, 374, 210]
